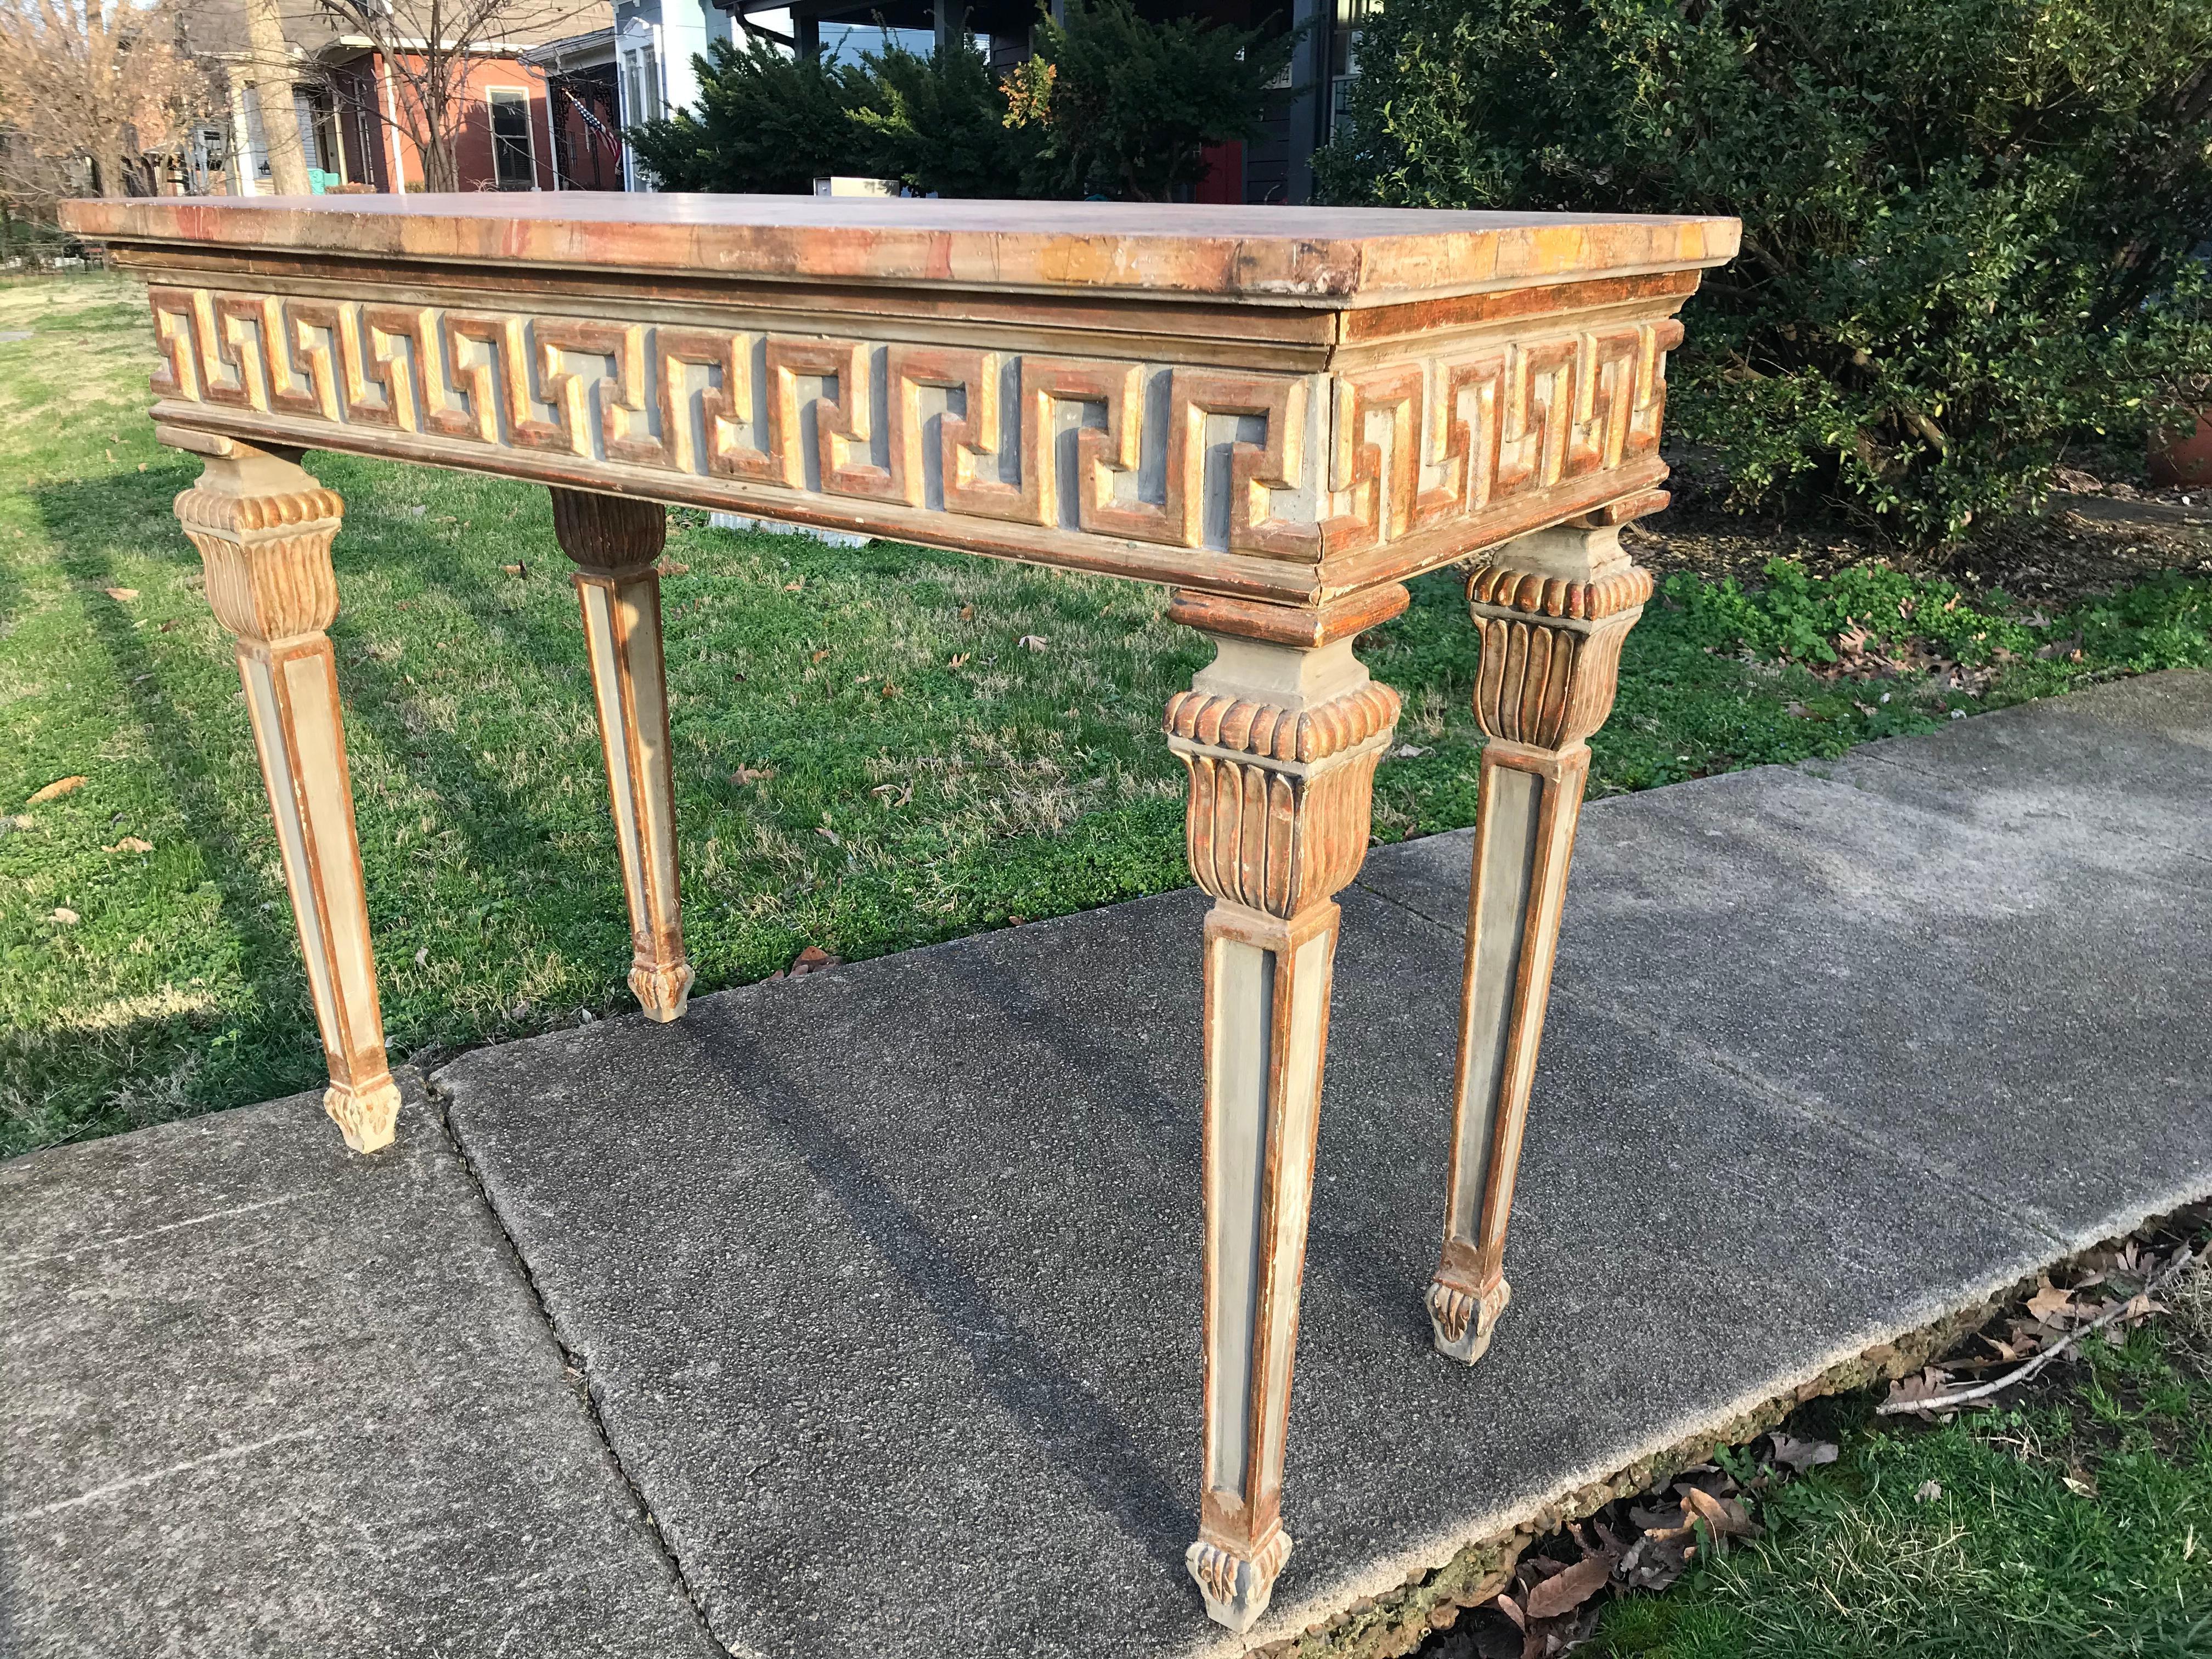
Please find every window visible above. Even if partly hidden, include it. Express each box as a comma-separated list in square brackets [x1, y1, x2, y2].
[620, 40, 661, 127]
[617, 24, 663, 190]
[488, 88, 535, 190]
[1327, 0, 1379, 136]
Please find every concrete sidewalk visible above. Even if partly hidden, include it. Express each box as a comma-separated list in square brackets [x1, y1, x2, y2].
[6, 672, 2208, 1658]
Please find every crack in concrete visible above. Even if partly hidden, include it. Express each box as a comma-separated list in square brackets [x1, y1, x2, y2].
[421, 1073, 740, 1659]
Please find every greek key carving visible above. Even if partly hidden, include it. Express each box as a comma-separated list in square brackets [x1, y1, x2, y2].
[147, 286, 1681, 565]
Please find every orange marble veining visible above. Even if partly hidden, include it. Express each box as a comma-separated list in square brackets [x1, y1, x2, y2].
[66, 194, 1741, 304]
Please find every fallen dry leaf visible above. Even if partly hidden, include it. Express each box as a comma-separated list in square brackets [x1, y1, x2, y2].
[50, 907, 80, 925]
[1885, 1367, 1955, 1411]
[787, 945, 841, 978]
[1522, 1603, 1602, 1658]
[1017, 634, 1048, 651]
[1915, 1480, 1944, 1503]
[949, 652, 970, 668]
[415, 946, 430, 967]
[500, 562, 526, 577]
[729, 765, 775, 785]
[2025, 1279, 2076, 1323]
[1768, 1432, 1840, 1473]
[102, 836, 154, 853]
[656, 559, 690, 575]
[105, 586, 138, 601]
[957, 602, 974, 620]
[1521, 1554, 1610, 1621]
[1678, 1484, 1755, 1542]
[811, 648, 831, 664]
[1617, 1528, 1696, 1594]
[783, 579, 805, 592]
[28, 776, 87, 805]
[871, 782, 913, 808]
[1494, 1593, 1526, 1630]
[879, 681, 900, 698]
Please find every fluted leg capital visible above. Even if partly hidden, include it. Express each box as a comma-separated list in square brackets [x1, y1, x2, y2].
[1164, 634, 1400, 920]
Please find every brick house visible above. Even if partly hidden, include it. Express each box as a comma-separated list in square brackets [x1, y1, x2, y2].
[183, 0, 623, 194]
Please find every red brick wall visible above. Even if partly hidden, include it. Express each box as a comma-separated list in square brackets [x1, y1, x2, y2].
[363, 53, 558, 193]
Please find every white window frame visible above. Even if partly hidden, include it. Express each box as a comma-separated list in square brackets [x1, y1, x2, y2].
[617, 18, 664, 190]
[485, 84, 539, 191]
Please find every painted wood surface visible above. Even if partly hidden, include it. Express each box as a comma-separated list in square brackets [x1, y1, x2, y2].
[65, 195, 1733, 1637]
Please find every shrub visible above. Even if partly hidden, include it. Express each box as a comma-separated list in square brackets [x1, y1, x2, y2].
[1314, 0, 2212, 543]
[854, 40, 1041, 199]
[1008, 0, 1299, 200]
[627, 35, 868, 193]
[629, 35, 1036, 199]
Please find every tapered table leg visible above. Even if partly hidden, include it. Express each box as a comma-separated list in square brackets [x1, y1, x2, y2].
[1428, 524, 1651, 1362]
[174, 441, 399, 1152]
[1166, 619, 1401, 1632]
[550, 489, 693, 1021]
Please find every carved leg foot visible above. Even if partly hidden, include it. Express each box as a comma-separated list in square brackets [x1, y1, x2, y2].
[1166, 619, 1400, 1630]
[551, 489, 693, 1022]
[1187, 1530, 1296, 1633]
[1432, 524, 1650, 1362]
[1426, 1275, 1512, 1365]
[174, 439, 399, 1153]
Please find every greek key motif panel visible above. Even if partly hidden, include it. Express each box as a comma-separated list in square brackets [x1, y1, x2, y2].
[147, 286, 1680, 565]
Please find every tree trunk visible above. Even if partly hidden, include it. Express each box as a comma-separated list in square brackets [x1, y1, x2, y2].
[93, 140, 127, 198]
[420, 103, 459, 191]
[244, 0, 313, 195]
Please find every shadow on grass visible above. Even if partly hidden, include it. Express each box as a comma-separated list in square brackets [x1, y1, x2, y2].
[22, 457, 637, 1134]
[24, 462, 331, 1125]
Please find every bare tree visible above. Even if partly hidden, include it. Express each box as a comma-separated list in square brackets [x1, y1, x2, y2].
[241, 0, 309, 193]
[312, 0, 591, 191]
[0, 0, 215, 199]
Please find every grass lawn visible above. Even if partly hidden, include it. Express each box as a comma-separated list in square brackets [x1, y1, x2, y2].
[1588, 1270, 2212, 1659]
[5, 271, 2211, 1158]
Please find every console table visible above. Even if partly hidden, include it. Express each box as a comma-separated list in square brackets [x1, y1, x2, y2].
[60, 194, 1737, 1634]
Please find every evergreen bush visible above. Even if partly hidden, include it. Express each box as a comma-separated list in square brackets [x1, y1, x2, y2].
[1314, 0, 2212, 540]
